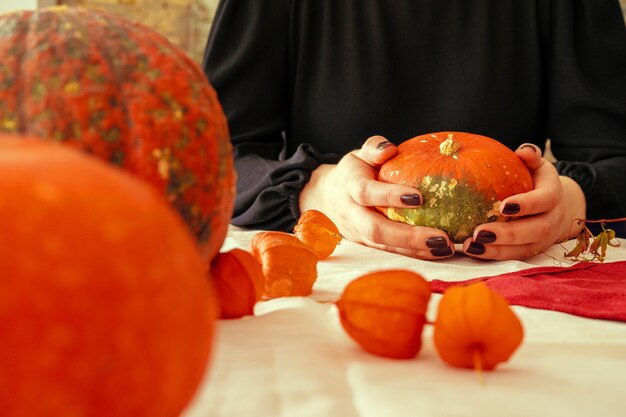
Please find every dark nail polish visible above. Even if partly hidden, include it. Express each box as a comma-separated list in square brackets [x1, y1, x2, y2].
[377, 141, 392, 150]
[466, 242, 486, 256]
[502, 203, 521, 215]
[400, 193, 421, 206]
[431, 247, 453, 257]
[426, 236, 448, 249]
[475, 230, 496, 244]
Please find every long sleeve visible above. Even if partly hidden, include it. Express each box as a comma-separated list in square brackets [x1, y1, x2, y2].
[202, 0, 340, 231]
[202, 0, 626, 237]
[546, 0, 626, 225]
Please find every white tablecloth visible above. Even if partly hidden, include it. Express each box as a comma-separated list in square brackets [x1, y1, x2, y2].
[183, 227, 626, 417]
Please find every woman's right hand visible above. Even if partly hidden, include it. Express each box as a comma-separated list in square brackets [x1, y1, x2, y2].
[299, 135, 455, 259]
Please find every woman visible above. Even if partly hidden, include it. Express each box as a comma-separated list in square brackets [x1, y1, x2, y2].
[202, 0, 626, 260]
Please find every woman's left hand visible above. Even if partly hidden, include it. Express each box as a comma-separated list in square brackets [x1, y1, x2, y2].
[462, 143, 587, 260]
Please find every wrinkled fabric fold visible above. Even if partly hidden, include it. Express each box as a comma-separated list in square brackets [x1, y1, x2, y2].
[430, 260, 626, 322]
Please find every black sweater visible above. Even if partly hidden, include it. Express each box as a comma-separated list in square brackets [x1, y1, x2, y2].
[203, 0, 626, 236]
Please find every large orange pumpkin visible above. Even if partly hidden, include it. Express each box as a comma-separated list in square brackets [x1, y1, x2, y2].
[378, 132, 533, 242]
[0, 137, 217, 417]
[0, 6, 235, 263]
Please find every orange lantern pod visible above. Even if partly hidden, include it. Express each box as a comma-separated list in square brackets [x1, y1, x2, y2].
[294, 209, 342, 259]
[251, 231, 318, 298]
[433, 282, 524, 372]
[336, 270, 432, 359]
[210, 249, 264, 319]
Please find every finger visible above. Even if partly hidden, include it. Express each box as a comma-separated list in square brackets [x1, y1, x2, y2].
[342, 154, 423, 207]
[348, 177, 424, 207]
[362, 239, 455, 260]
[515, 143, 544, 171]
[471, 210, 557, 246]
[465, 210, 562, 261]
[501, 160, 561, 217]
[353, 135, 398, 167]
[462, 237, 549, 261]
[341, 204, 454, 257]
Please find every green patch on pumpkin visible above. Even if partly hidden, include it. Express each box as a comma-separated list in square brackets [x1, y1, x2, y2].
[385, 175, 501, 243]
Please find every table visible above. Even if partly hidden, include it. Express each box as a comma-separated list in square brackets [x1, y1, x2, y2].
[183, 227, 626, 417]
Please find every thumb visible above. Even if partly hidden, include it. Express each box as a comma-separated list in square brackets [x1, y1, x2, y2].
[352, 135, 398, 167]
[515, 143, 545, 172]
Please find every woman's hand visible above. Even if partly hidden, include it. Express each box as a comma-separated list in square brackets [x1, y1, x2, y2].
[462, 143, 587, 261]
[299, 136, 455, 259]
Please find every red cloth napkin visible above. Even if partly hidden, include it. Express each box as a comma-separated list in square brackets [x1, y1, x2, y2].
[429, 261, 626, 322]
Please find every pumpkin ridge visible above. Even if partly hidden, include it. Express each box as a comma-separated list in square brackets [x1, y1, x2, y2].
[0, 12, 31, 135]
[20, 9, 112, 148]
[115, 14, 234, 253]
[109, 9, 228, 254]
[87, 9, 135, 163]
[73, 9, 126, 154]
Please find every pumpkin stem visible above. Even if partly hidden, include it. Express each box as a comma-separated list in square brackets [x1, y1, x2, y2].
[439, 134, 461, 156]
[472, 348, 485, 387]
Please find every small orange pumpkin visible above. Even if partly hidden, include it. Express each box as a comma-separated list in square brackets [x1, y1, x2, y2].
[336, 270, 432, 359]
[210, 248, 264, 319]
[378, 132, 533, 242]
[251, 231, 318, 298]
[433, 282, 524, 371]
[294, 209, 342, 259]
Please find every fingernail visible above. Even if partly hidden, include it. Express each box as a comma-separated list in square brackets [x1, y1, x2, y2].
[431, 247, 453, 257]
[466, 242, 486, 255]
[502, 203, 521, 215]
[377, 141, 392, 150]
[400, 193, 421, 206]
[518, 143, 538, 153]
[426, 236, 448, 249]
[475, 230, 496, 244]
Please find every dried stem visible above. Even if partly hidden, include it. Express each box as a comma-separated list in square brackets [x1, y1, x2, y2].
[563, 217, 624, 263]
[472, 349, 485, 387]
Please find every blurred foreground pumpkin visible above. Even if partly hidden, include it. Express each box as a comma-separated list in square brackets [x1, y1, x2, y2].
[433, 282, 524, 371]
[0, 6, 235, 263]
[0, 137, 217, 417]
[378, 132, 532, 242]
[336, 270, 431, 359]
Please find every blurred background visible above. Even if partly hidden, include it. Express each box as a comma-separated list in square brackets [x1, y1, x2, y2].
[0, 0, 220, 63]
[1, 0, 625, 64]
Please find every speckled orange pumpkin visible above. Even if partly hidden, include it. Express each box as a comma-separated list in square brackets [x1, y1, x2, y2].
[378, 132, 533, 242]
[0, 6, 235, 263]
